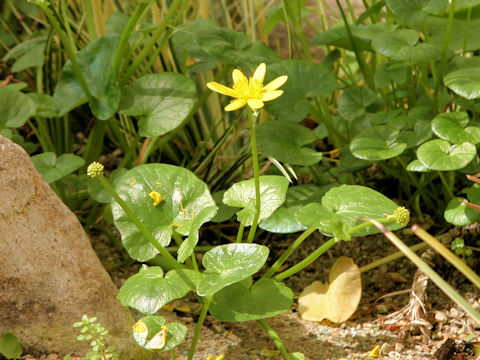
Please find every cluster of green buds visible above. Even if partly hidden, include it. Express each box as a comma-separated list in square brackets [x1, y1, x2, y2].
[392, 206, 410, 227]
[87, 162, 104, 179]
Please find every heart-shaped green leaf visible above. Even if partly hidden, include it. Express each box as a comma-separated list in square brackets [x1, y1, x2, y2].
[172, 19, 279, 71]
[350, 125, 407, 160]
[209, 277, 294, 321]
[391, 107, 433, 148]
[372, 29, 442, 63]
[117, 266, 201, 314]
[426, 13, 480, 52]
[0, 332, 22, 359]
[298, 185, 404, 237]
[338, 87, 377, 122]
[260, 185, 329, 234]
[210, 191, 240, 223]
[31, 152, 85, 184]
[386, 0, 448, 23]
[444, 68, 480, 99]
[444, 197, 480, 226]
[3, 36, 46, 73]
[298, 257, 361, 323]
[53, 34, 121, 120]
[264, 60, 342, 122]
[374, 62, 408, 88]
[0, 87, 36, 128]
[197, 243, 269, 296]
[223, 175, 289, 226]
[406, 159, 431, 172]
[87, 168, 127, 203]
[417, 139, 476, 171]
[118, 73, 196, 137]
[432, 112, 480, 144]
[256, 120, 323, 165]
[132, 315, 187, 352]
[312, 23, 398, 52]
[295, 202, 351, 240]
[112, 164, 217, 262]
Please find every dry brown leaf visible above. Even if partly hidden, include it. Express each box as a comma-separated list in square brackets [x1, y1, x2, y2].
[298, 256, 362, 323]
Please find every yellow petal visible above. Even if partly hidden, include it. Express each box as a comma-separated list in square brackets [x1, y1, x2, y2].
[263, 75, 288, 91]
[261, 90, 283, 102]
[148, 191, 163, 206]
[232, 69, 247, 84]
[252, 63, 266, 84]
[132, 320, 148, 339]
[247, 98, 264, 110]
[225, 99, 247, 111]
[207, 82, 238, 97]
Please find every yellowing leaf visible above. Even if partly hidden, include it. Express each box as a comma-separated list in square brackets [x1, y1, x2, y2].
[298, 256, 362, 323]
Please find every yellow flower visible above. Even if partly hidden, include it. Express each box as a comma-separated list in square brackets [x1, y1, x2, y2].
[207, 63, 288, 112]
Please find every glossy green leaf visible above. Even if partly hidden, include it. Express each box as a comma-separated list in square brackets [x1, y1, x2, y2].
[406, 159, 431, 172]
[87, 168, 127, 203]
[53, 34, 120, 120]
[417, 139, 476, 171]
[118, 266, 201, 314]
[112, 164, 217, 262]
[312, 23, 397, 52]
[444, 68, 480, 99]
[390, 107, 433, 148]
[210, 190, 240, 223]
[118, 73, 196, 137]
[432, 112, 480, 144]
[372, 29, 442, 63]
[264, 60, 342, 122]
[298, 185, 403, 238]
[338, 87, 376, 122]
[31, 152, 85, 184]
[0, 332, 22, 359]
[256, 120, 323, 165]
[197, 243, 269, 296]
[172, 19, 279, 70]
[209, 277, 294, 321]
[444, 197, 480, 226]
[0, 87, 36, 128]
[132, 315, 187, 352]
[350, 125, 407, 160]
[223, 175, 289, 226]
[386, 0, 448, 23]
[260, 184, 327, 234]
[296, 202, 351, 240]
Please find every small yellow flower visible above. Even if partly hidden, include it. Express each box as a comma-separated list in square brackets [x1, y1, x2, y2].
[207, 63, 288, 111]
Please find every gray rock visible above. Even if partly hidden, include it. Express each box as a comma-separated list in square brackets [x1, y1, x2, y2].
[0, 136, 150, 359]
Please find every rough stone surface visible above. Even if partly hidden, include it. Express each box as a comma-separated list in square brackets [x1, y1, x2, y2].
[0, 136, 150, 359]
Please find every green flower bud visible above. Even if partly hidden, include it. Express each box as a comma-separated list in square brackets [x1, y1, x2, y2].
[393, 206, 410, 226]
[87, 162, 104, 178]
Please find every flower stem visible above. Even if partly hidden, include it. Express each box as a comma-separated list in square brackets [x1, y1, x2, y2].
[236, 223, 245, 243]
[97, 175, 183, 270]
[274, 218, 395, 281]
[188, 296, 212, 360]
[256, 319, 289, 360]
[262, 227, 316, 279]
[247, 110, 261, 243]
